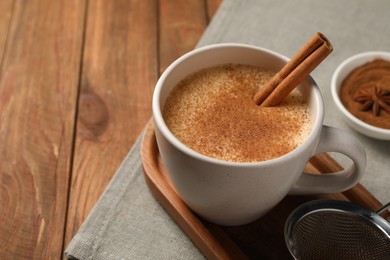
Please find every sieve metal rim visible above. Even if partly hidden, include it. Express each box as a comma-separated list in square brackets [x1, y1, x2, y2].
[284, 199, 390, 258]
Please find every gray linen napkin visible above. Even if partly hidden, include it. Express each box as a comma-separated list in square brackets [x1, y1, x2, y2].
[65, 134, 204, 260]
[66, 0, 390, 259]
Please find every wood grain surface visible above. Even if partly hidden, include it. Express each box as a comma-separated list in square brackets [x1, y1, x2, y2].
[0, 1, 85, 258]
[0, 0, 221, 258]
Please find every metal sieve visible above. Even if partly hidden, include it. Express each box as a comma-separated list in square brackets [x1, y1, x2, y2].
[284, 199, 390, 259]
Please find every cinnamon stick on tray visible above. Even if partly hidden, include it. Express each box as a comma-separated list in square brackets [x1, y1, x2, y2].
[254, 32, 333, 107]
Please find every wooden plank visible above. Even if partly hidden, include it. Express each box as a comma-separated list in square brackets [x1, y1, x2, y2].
[0, 0, 14, 63]
[0, 0, 86, 258]
[64, 0, 222, 253]
[63, 0, 159, 249]
[159, 0, 208, 73]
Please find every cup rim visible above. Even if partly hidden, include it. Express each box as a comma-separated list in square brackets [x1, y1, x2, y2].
[153, 43, 324, 167]
[330, 51, 390, 137]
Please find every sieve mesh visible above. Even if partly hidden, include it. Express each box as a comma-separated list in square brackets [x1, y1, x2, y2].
[291, 211, 390, 259]
[285, 200, 390, 260]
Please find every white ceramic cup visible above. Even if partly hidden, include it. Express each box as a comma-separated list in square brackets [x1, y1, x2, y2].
[152, 43, 366, 226]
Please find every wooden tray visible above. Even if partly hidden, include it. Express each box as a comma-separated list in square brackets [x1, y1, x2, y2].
[141, 120, 389, 259]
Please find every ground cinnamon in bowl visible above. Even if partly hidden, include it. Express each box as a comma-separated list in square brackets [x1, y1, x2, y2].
[340, 59, 390, 129]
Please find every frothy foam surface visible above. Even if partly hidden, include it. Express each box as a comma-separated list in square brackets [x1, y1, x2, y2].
[163, 64, 312, 163]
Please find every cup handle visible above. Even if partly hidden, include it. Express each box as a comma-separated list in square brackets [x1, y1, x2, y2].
[288, 125, 366, 195]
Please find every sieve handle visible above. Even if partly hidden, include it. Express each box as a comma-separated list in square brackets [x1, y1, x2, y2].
[288, 125, 366, 195]
[376, 202, 390, 215]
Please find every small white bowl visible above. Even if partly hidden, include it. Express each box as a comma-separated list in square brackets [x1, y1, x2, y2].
[331, 51, 390, 140]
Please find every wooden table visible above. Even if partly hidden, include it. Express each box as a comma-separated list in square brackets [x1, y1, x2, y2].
[0, 1, 221, 258]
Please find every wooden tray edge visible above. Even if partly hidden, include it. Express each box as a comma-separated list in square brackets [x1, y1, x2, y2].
[141, 120, 247, 259]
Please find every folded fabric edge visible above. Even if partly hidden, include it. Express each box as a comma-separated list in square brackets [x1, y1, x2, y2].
[64, 129, 145, 259]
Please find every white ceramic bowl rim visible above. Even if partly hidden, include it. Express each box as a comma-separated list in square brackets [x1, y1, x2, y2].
[331, 51, 390, 136]
[153, 43, 324, 168]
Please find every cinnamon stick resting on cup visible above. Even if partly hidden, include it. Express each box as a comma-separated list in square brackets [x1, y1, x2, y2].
[254, 32, 333, 106]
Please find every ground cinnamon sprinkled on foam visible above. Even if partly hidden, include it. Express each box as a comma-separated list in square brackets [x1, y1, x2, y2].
[163, 64, 312, 163]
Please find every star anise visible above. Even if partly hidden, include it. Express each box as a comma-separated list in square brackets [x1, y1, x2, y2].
[353, 85, 390, 116]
